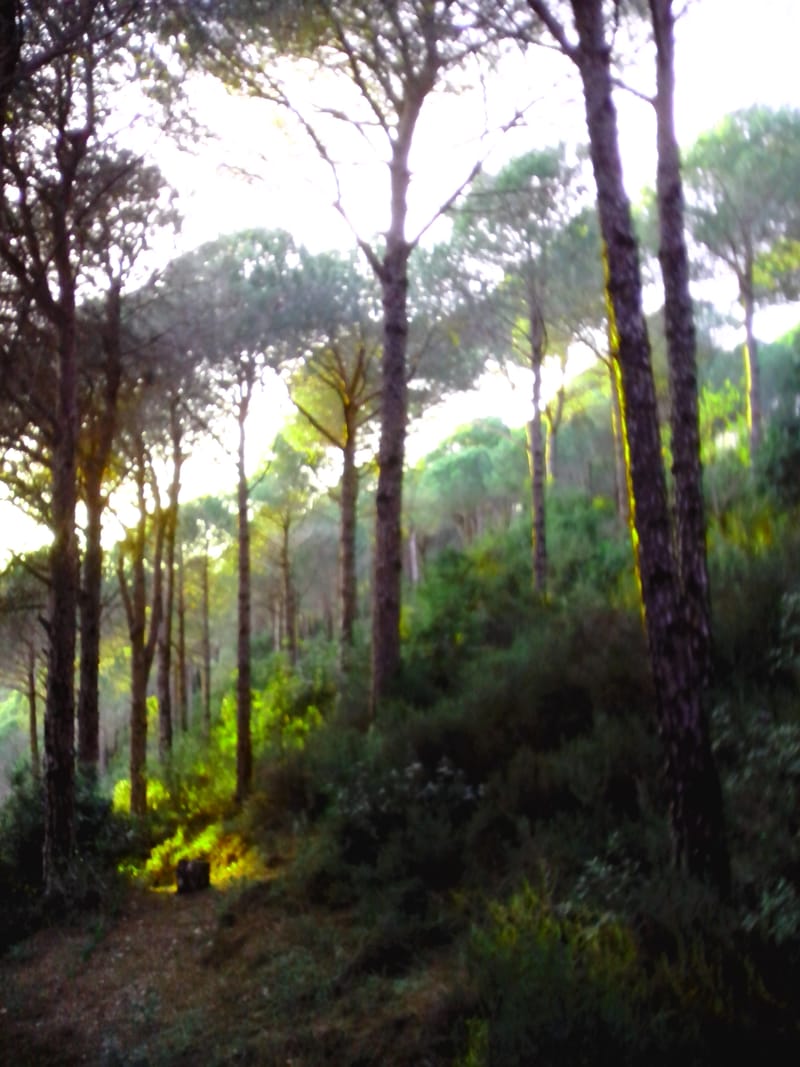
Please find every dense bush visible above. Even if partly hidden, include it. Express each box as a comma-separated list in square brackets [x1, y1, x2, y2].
[460, 878, 800, 1067]
[0, 767, 132, 951]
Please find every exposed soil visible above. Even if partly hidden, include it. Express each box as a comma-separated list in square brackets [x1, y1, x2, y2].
[0, 871, 466, 1066]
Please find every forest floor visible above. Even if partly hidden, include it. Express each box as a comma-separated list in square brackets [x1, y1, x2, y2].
[0, 859, 467, 1066]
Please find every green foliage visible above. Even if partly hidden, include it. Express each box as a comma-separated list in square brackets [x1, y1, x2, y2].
[712, 701, 800, 899]
[462, 883, 649, 1067]
[755, 333, 800, 508]
[0, 768, 131, 951]
[461, 870, 800, 1067]
[685, 106, 800, 303]
[402, 524, 534, 700]
[547, 490, 631, 599]
[709, 521, 800, 687]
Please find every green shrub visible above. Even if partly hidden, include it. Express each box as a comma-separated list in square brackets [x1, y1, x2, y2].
[463, 883, 651, 1067]
[0, 767, 131, 951]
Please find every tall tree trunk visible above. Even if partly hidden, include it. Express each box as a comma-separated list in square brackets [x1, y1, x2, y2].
[339, 431, 359, 660]
[527, 302, 547, 595]
[564, 0, 729, 893]
[370, 86, 425, 715]
[156, 410, 182, 761]
[740, 267, 762, 456]
[650, 0, 713, 689]
[608, 357, 630, 525]
[27, 643, 39, 779]
[545, 385, 565, 484]
[176, 540, 188, 733]
[78, 472, 103, 774]
[281, 518, 297, 665]
[118, 436, 163, 817]
[201, 546, 211, 738]
[371, 239, 410, 715]
[235, 389, 252, 804]
[77, 279, 122, 775]
[43, 276, 79, 897]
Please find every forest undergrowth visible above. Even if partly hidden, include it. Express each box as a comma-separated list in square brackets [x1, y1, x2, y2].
[3, 499, 800, 1065]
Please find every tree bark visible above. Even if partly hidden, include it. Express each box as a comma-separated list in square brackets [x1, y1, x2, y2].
[339, 430, 359, 657]
[527, 299, 547, 595]
[118, 434, 163, 817]
[78, 281, 122, 773]
[78, 470, 104, 772]
[27, 643, 39, 779]
[563, 0, 729, 892]
[201, 546, 211, 738]
[650, 0, 713, 689]
[740, 267, 762, 455]
[280, 517, 298, 665]
[43, 244, 79, 896]
[369, 71, 432, 715]
[370, 238, 411, 715]
[156, 407, 183, 761]
[545, 385, 565, 484]
[175, 539, 188, 733]
[235, 387, 252, 804]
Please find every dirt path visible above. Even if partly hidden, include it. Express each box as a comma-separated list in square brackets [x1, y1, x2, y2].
[0, 886, 228, 1065]
[0, 879, 463, 1066]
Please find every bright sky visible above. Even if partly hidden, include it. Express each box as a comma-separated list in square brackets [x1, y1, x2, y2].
[2, 0, 799, 557]
[156, 0, 799, 469]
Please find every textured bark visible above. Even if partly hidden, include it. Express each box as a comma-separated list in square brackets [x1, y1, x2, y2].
[559, 0, 729, 892]
[235, 391, 252, 804]
[27, 644, 39, 779]
[78, 473, 104, 772]
[201, 547, 211, 738]
[741, 270, 762, 455]
[608, 358, 630, 525]
[78, 281, 122, 772]
[156, 408, 183, 761]
[43, 232, 79, 896]
[280, 519, 297, 665]
[339, 431, 359, 654]
[650, 0, 713, 689]
[370, 236, 411, 714]
[545, 385, 565, 484]
[175, 540, 188, 733]
[118, 438, 164, 818]
[527, 302, 547, 595]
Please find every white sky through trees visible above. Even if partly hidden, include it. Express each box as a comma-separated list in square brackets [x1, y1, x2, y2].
[1, 0, 798, 556]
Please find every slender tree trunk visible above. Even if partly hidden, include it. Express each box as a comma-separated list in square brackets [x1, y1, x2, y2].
[527, 304, 547, 595]
[545, 386, 565, 484]
[740, 269, 762, 455]
[176, 540, 188, 732]
[201, 546, 211, 738]
[339, 432, 359, 657]
[129, 630, 148, 817]
[27, 643, 39, 779]
[608, 357, 630, 524]
[235, 390, 252, 804]
[567, 0, 729, 893]
[651, 0, 713, 689]
[156, 412, 182, 761]
[280, 518, 297, 665]
[407, 526, 420, 587]
[370, 83, 429, 715]
[43, 291, 79, 896]
[371, 239, 410, 715]
[78, 472, 103, 773]
[118, 437, 163, 817]
[77, 278, 122, 775]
